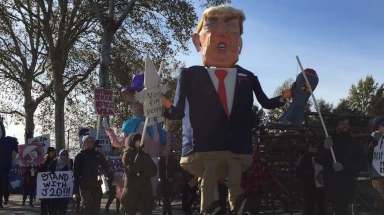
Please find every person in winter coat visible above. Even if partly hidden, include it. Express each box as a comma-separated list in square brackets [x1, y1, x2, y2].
[40, 147, 57, 215]
[121, 133, 157, 215]
[55, 149, 72, 215]
[296, 143, 326, 215]
[73, 135, 110, 215]
[319, 118, 365, 215]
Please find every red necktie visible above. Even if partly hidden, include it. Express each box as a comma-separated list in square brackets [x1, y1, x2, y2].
[215, 70, 228, 116]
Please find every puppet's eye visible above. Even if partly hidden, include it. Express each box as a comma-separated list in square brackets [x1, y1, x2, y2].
[204, 17, 218, 29]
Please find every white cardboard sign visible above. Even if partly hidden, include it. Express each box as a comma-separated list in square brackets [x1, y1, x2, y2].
[372, 137, 384, 177]
[36, 171, 74, 199]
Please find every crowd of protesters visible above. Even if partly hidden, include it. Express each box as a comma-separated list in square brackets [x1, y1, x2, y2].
[0, 116, 383, 215]
[0, 108, 383, 215]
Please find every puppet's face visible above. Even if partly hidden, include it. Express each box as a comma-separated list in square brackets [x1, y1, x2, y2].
[122, 90, 136, 104]
[193, 14, 242, 68]
[122, 91, 144, 116]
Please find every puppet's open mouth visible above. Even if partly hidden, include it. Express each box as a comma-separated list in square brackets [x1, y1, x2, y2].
[217, 42, 226, 50]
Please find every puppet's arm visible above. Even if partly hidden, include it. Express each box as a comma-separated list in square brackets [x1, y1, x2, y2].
[163, 70, 187, 120]
[105, 128, 124, 148]
[251, 74, 285, 109]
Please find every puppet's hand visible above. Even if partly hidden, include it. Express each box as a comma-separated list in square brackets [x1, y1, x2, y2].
[333, 162, 344, 172]
[161, 96, 172, 109]
[282, 89, 292, 99]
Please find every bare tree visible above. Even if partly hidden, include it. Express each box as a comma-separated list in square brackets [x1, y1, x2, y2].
[0, 0, 51, 143]
[35, 0, 99, 149]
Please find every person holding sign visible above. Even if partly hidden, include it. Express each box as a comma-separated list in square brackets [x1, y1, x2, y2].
[39, 147, 57, 215]
[56, 149, 72, 215]
[161, 4, 294, 212]
[319, 118, 364, 215]
[104, 73, 167, 200]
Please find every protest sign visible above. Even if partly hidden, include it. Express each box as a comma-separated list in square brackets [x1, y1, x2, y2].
[36, 171, 74, 199]
[19, 143, 45, 167]
[28, 134, 50, 153]
[135, 57, 165, 126]
[8, 158, 23, 193]
[95, 88, 115, 116]
[108, 155, 124, 173]
[96, 128, 111, 154]
[372, 136, 384, 177]
[143, 89, 163, 118]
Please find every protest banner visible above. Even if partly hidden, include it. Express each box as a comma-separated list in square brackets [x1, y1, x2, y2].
[372, 136, 384, 177]
[108, 155, 124, 199]
[28, 134, 50, 153]
[143, 89, 163, 119]
[95, 88, 115, 116]
[8, 158, 23, 193]
[97, 130, 111, 154]
[19, 143, 45, 167]
[108, 155, 124, 173]
[36, 171, 74, 199]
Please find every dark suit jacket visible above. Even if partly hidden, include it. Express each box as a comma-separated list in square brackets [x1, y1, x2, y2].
[165, 65, 284, 155]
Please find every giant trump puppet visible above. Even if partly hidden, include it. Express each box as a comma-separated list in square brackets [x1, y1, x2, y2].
[161, 5, 317, 212]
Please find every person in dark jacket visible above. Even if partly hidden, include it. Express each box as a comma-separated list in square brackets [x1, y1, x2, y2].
[55, 149, 72, 215]
[319, 118, 365, 215]
[0, 134, 18, 208]
[121, 133, 157, 215]
[159, 153, 182, 215]
[296, 143, 326, 215]
[40, 147, 57, 215]
[73, 135, 109, 215]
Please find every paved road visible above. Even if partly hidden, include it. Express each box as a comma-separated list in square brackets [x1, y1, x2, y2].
[1, 195, 373, 215]
[0, 194, 189, 215]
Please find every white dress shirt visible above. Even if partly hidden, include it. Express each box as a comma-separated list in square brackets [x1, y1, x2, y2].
[207, 68, 237, 115]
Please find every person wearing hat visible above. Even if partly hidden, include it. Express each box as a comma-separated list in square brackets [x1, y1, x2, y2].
[105, 73, 166, 157]
[73, 135, 110, 215]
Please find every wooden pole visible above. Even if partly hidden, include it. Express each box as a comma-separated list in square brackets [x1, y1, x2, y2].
[296, 55, 337, 163]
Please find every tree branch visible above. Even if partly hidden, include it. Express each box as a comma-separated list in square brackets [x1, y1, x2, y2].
[64, 59, 99, 96]
[116, 0, 138, 27]
[0, 110, 25, 117]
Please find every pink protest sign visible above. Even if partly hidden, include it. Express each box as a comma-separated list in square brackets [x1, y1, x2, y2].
[95, 88, 115, 116]
[19, 143, 45, 167]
